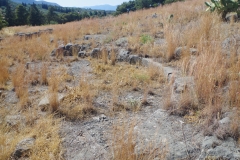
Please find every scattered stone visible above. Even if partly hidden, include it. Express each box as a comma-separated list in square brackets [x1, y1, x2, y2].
[174, 47, 198, 59]
[152, 13, 157, 18]
[219, 117, 230, 125]
[38, 94, 65, 111]
[173, 77, 194, 93]
[155, 32, 164, 39]
[78, 51, 86, 58]
[12, 137, 35, 159]
[115, 37, 128, 47]
[81, 44, 90, 51]
[117, 49, 130, 62]
[90, 48, 101, 58]
[65, 43, 73, 50]
[5, 115, 26, 126]
[129, 55, 142, 65]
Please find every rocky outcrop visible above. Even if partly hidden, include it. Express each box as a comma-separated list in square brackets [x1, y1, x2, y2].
[51, 44, 82, 57]
[198, 136, 240, 160]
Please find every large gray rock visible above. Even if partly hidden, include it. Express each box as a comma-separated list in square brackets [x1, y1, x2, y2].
[51, 44, 65, 56]
[65, 43, 73, 50]
[198, 136, 240, 160]
[129, 55, 142, 65]
[78, 51, 86, 58]
[5, 115, 26, 126]
[90, 48, 101, 58]
[222, 34, 240, 57]
[117, 49, 130, 62]
[80, 44, 90, 51]
[38, 94, 65, 111]
[12, 137, 35, 159]
[173, 77, 195, 94]
[115, 37, 128, 47]
[174, 47, 198, 59]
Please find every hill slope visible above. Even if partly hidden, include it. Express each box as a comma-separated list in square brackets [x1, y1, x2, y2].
[12, 0, 61, 6]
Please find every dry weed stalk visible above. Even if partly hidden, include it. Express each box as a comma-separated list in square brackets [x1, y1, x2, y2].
[110, 48, 116, 66]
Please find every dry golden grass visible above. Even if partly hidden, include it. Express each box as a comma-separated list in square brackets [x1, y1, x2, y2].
[1, 0, 240, 158]
[0, 58, 9, 88]
[111, 118, 168, 160]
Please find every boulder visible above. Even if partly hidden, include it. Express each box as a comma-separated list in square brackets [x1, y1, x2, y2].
[12, 137, 35, 159]
[65, 43, 73, 50]
[198, 136, 240, 160]
[117, 49, 130, 62]
[129, 55, 142, 65]
[90, 48, 101, 58]
[174, 47, 198, 59]
[81, 44, 90, 51]
[152, 13, 157, 18]
[78, 51, 86, 58]
[173, 77, 195, 94]
[115, 37, 128, 47]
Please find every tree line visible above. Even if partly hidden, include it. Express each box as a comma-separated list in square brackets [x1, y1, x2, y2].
[115, 0, 184, 15]
[0, 0, 111, 29]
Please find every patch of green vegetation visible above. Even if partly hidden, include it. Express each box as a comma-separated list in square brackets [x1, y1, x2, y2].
[140, 34, 153, 44]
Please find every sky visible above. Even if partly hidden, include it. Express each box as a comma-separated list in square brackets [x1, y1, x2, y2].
[43, 0, 128, 7]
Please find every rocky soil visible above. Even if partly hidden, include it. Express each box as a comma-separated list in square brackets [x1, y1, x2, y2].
[2, 15, 240, 159]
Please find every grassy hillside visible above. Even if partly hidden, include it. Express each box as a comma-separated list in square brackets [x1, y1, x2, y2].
[0, 0, 239, 159]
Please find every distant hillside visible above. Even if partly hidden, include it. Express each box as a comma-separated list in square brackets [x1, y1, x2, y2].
[12, 0, 61, 6]
[84, 4, 117, 11]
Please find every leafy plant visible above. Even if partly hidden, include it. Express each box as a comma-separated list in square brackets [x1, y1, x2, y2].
[205, 0, 239, 19]
[140, 34, 153, 44]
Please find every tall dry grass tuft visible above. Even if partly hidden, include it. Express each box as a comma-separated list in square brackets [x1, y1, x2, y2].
[59, 74, 96, 120]
[48, 72, 59, 112]
[11, 64, 29, 108]
[191, 46, 227, 104]
[111, 118, 168, 160]
[0, 58, 9, 87]
[110, 48, 116, 66]
[164, 26, 178, 61]
[101, 48, 108, 65]
[41, 63, 48, 85]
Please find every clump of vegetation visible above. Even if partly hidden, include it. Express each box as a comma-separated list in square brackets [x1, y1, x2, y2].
[140, 34, 153, 44]
[205, 0, 239, 19]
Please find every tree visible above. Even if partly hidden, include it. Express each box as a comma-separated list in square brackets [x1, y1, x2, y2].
[5, 0, 15, 26]
[46, 6, 58, 24]
[15, 5, 28, 25]
[28, 4, 44, 25]
[0, 12, 7, 29]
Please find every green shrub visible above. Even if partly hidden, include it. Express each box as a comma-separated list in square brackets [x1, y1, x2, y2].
[205, 0, 239, 19]
[140, 34, 153, 44]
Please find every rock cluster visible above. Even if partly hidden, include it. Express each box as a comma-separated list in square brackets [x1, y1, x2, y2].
[14, 28, 53, 40]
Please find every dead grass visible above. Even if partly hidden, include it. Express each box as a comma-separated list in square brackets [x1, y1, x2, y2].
[1, 0, 240, 158]
[0, 58, 9, 88]
[111, 117, 168, 160]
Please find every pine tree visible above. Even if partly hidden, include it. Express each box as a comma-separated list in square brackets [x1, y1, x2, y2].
[15, 4, 28, 26]
[5, 0, 15, 26]
[28, 4, 44, 26]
